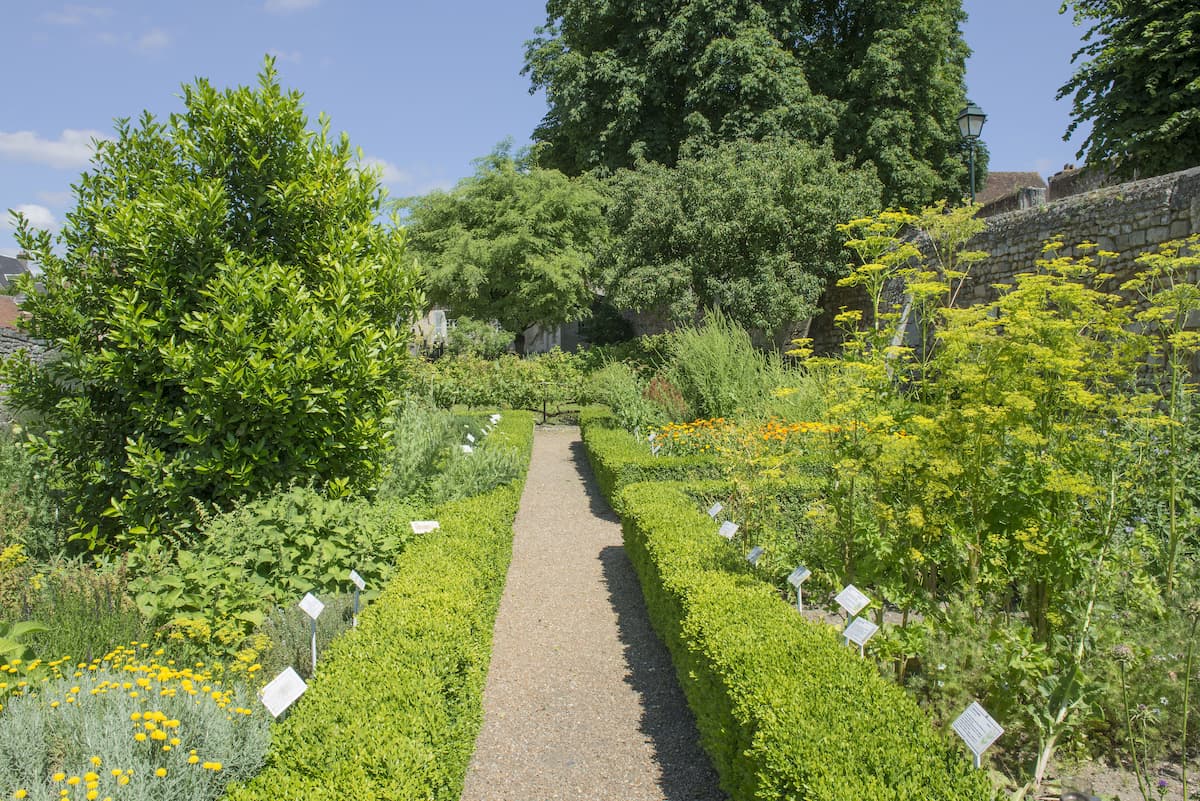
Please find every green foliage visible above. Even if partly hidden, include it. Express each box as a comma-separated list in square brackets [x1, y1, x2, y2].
[579, 407, 723, 510]
[665, 312, 783, 419]
[583, 363, 668, 431]
[0, 428, 63, 561]
[602, 139, 883, 335]
[445, 316, 514, 359]
[0, 621, 46, 664]
[525, 0, 975, 206]
[403, 143, 608, 344]
[126, 487, 418, 652]
[2, 58, 424, 550]
[408, 349, 586, 413]
[1058, 0, 1200, 177]
[224, 412, 534, 801]
[0, 653, 270, 801]
[256, 593, 354, 682]
[608, 480, 993, 801]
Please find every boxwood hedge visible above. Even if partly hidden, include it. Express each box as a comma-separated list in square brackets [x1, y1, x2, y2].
[225, 410, 533, 801]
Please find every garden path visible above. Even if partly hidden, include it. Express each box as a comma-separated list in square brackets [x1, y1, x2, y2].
[459, 426, 725, 801]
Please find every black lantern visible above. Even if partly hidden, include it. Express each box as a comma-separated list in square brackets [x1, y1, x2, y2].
[957, 102, 987, 203]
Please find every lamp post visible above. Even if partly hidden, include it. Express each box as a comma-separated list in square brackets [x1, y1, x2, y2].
[957, 102, 987, 203]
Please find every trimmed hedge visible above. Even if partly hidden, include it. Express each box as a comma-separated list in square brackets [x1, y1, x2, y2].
[226, 410, 534, 801]
[610, 479, 994, 800]
[579, 405, 723, 506]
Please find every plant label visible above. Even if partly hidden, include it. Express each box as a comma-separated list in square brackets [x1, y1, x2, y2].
[490, 414, 501, 424]
[411, 520, 440, 534]
[466, 433, 475, 443]
[718, 521, 739, 539]
[835, 584, 870, 617]
[462, 444, 474, 454]
[648, 430, 656, 440]
[843, 616, 879, 647]
[260, 667, 307, 718]
[349, 569, 366, 591]
[298, 592, 324, 621]
[746, 546, 764, 566]
[707, 502, 723, 520]
[787, 566, 811, 588]
[952, 702, 1004, 766]
[650, 444, 661, 456]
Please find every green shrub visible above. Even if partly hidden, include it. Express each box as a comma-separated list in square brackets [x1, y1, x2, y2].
[1, 60, 424, 550]
[127, 488, 419, 652]
[225, 411, 534, 801]
[665, 310, 782, 419]
[409, 349, 585, 412]
[612, 481, 993, 801]
[445, 317, 514, 359]
[582, 363, 666, 431]
[0, 428, 63, 560]
[579, 406, 722, 508]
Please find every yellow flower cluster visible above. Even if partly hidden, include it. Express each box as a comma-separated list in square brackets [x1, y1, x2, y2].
[3, 641, 256, 800]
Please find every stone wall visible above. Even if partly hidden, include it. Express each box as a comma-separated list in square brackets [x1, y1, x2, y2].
[956, 165, 1200, 308]
[0, 328, 45, 363]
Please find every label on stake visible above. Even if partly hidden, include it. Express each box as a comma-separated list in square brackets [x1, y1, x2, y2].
[411, 520, 440, 534]
[952, 702, 1004, 763]
[718, 521, 738, 540]
[260, 667, 307, 718]
[843, 616, 879, 647]
[349, 569, 366, 591]
[707, 502, 723, 520]
[746, 546, 765, 566]
[787, 566, 811, 588]
[298, 592, 324, 620]
[835, 584, 870, 616]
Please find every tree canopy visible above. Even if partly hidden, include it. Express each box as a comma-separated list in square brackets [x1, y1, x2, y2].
[1058, 0, 1200, 178]
[524, 0, 975, 207]
[601, 138, 883, 337]
[402, 144, 609, 347]
[3, 60, 424, 549]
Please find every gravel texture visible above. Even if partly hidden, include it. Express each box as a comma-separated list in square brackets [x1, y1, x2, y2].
[459, 426, 725, 801]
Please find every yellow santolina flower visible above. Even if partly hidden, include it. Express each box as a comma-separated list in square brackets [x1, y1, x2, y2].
[187, 755, 199, 765]
[66, 776, 80, 786]
[117, 775, 130, 786]
[14, 790, 28, 799]
[83, 772, 97, 783]
[201, 761, 222, 771]
[86, 792, 98, 801]
[155, 768, 167, 778]
[110, 770, 121, 778]
[89, 756, 101, 767]
[134, 732, 147, 742]
[51, 772, 66, 782]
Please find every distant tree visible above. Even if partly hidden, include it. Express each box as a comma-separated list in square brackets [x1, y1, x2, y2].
[524, 0, 973, 207]
[402, 144, 609, 350]
[1058, 0, 1200, 177]
[601, 138, 883, 337]
[3, 60, 425, 549]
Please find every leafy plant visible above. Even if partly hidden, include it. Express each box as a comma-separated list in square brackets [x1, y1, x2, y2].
[445, 317, 514, 359]
[2, 58, 424, 550]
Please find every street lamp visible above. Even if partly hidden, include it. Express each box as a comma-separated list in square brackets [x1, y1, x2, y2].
[957, 102, 987, 203]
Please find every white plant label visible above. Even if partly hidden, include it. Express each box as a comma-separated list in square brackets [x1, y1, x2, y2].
[952, 702, 1004, 764]
[490, 414, 501, 424]
[462, 444, 474, 454]
[648, 430, 656, 440]
[787, 566, 811, 589]
[411, 520, 440, 534]
[746, 546, 765, 566]
[298, 592, 325, 620]
[349, 569, 366, 591]
[650, 444, 661, 456]
[260, 667, 307, 718]
[466, 433, 476, 443]
[718, 521, 739, 540]
[707, 502, 723, 520]
[835, 584, 870, 617]
[843, 616, 880, 647]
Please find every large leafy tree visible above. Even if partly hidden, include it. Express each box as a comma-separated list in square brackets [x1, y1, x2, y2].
[524, 0, 973, 207]
[602, 138, 883, 337]
[3, 60, 425, 549]
[402, 144, 608, 349]
[1058, 0, 1200, 178]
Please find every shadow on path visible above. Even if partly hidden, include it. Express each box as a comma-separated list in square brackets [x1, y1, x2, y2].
[570, 440, 727, 801]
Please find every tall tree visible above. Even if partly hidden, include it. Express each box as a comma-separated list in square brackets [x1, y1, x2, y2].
[3, 60, 425, 549]
[602, 138, 882, 337]
[1058, 0, 1200, 178]
[524, 0, 973, 207]
[402, 144, 608, 349]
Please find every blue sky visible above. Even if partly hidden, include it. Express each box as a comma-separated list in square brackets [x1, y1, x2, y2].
[1, 0, 1092, 256]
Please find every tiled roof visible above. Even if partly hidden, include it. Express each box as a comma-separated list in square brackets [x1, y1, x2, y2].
[977, 171, 1047, 205]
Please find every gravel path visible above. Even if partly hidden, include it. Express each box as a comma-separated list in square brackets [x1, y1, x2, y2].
[460, 426, 725, 801]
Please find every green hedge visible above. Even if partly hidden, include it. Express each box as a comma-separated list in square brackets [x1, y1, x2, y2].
[612, 481, 993, 801]
[226, 410, 534, 801]
[579, 405, 722, 507]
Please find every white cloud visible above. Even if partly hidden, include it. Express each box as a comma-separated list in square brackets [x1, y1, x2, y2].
[136, 28, 170, 52]
[0, 129, 107, 169]
[41, 4, 113, 25]
[268, 48, 303, 63]
[5, 205, 59, 233]
[264, 0, 320, 13]
[358, 157, 411, 185]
